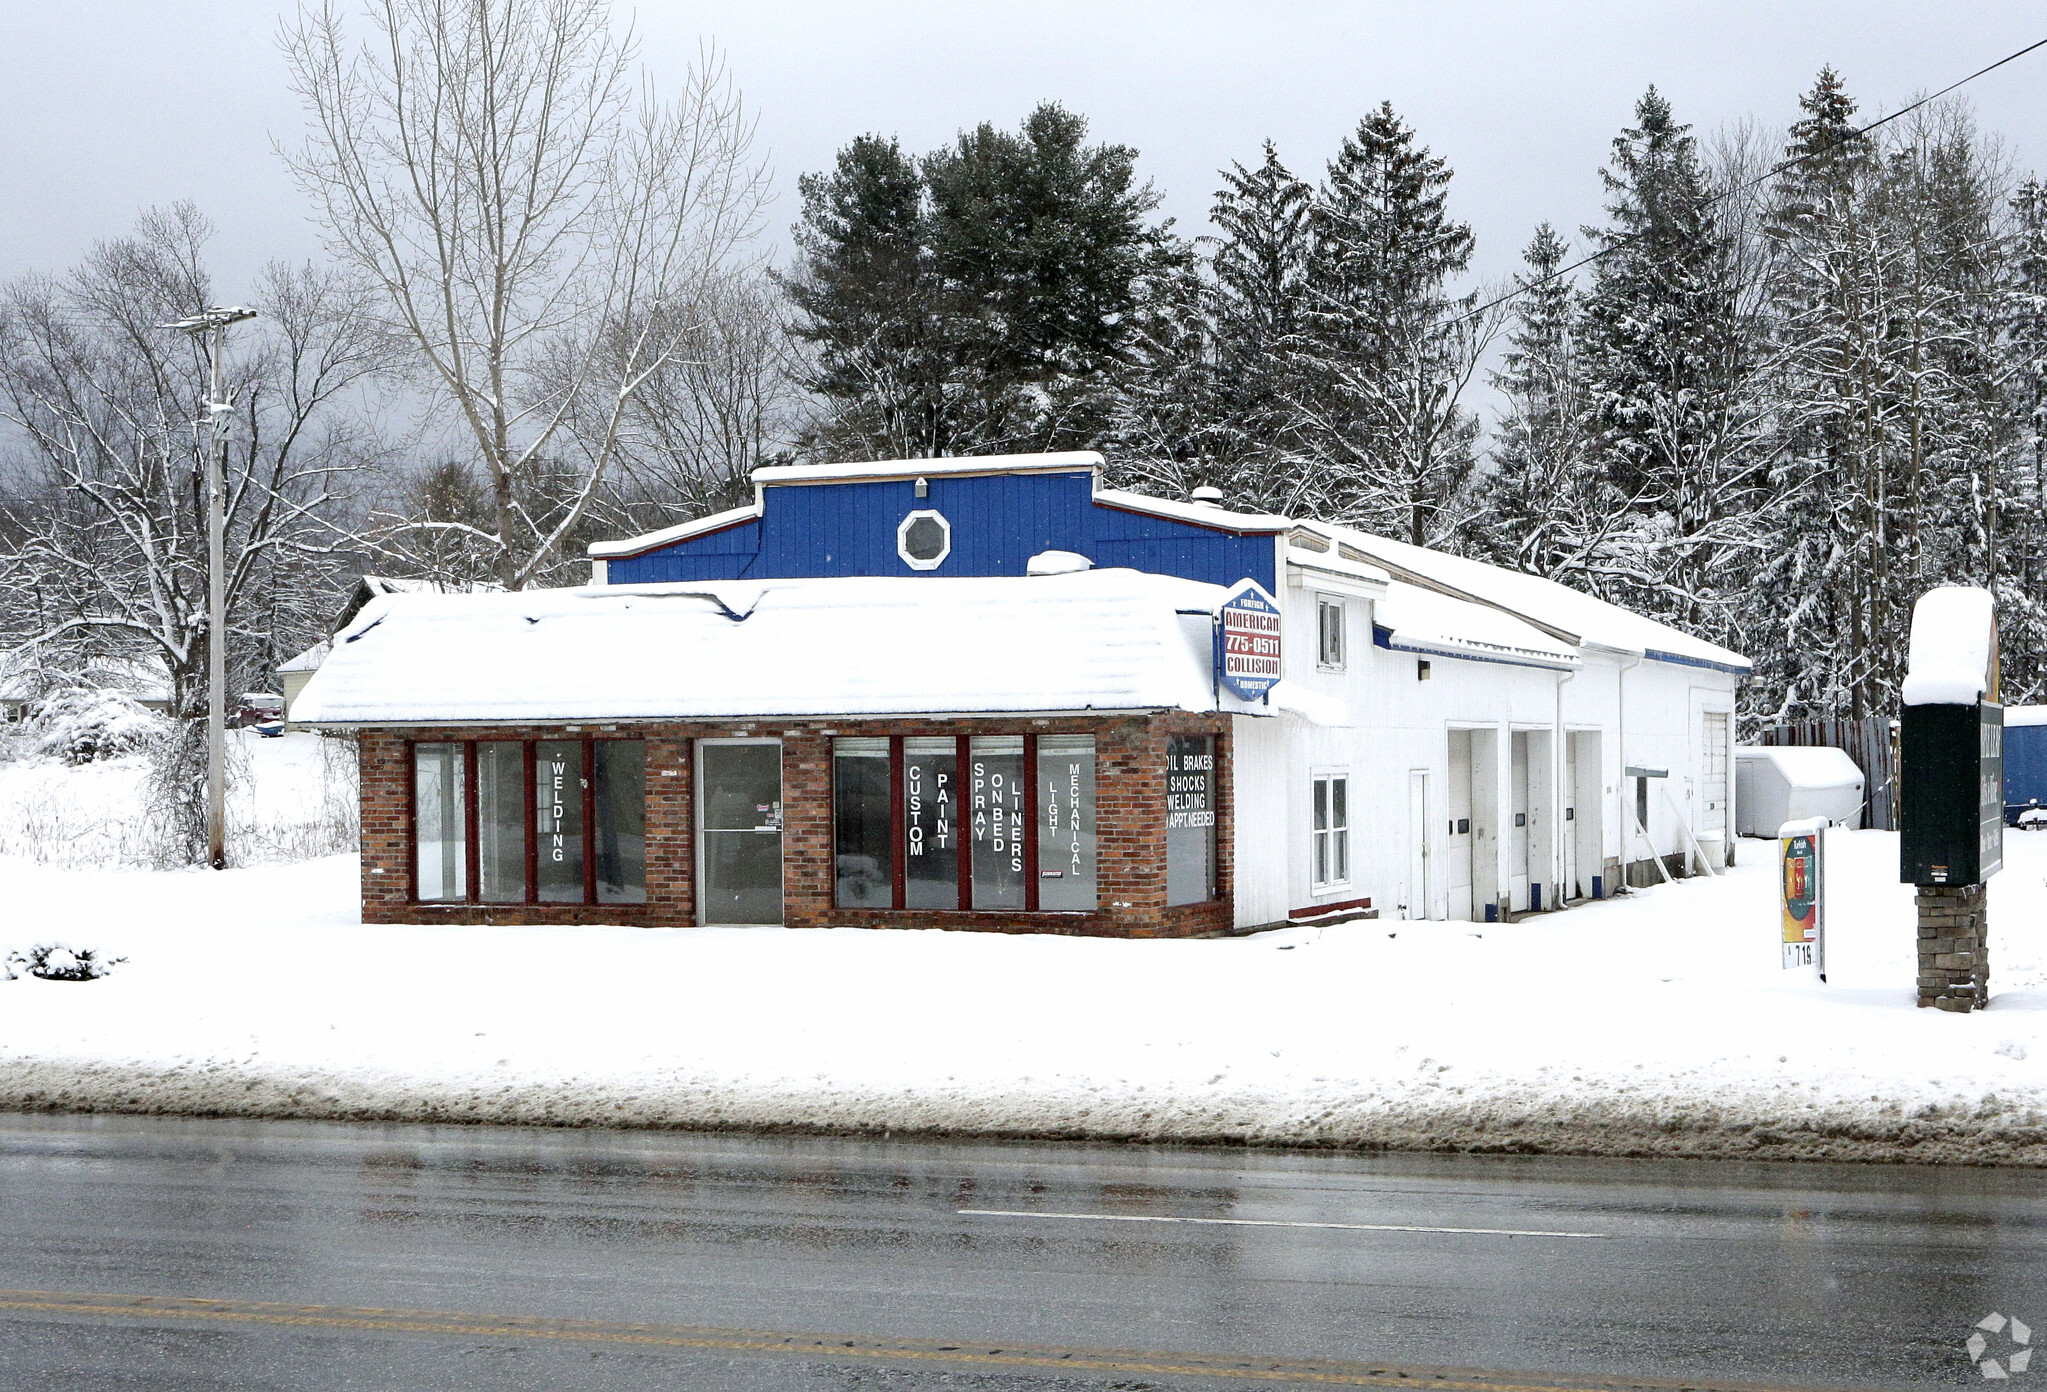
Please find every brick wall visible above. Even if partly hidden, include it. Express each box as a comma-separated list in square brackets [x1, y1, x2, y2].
[357, 712, 1232, 939]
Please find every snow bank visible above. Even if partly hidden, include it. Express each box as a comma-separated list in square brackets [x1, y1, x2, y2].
[1903, 586, 1996, 706]
[3, 830, 2044, 1164]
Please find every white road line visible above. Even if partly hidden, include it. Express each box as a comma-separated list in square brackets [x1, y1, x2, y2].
[958, 1209, 1607, 1239]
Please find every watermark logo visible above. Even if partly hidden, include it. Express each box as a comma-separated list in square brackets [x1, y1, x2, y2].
[1969, 1313, 2032, 1379]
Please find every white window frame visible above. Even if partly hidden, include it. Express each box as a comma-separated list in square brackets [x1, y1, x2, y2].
[1316, 595, 1346, 671]
[897, 509, 952, 570]
[1312, 771, 1351, 889]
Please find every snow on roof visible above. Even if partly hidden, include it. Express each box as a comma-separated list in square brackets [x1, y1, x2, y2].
[1092, 487, 1288, 535]
[1902, 586, 1996, 706]
[1374, 580, 1580, 671]
[293, 570, 1255, 726]
[1283, 545, 1390, 589]
[1735, 745, 1864, 789]
[588, 502, 761, 560]
[278, 640, 330, 674]
[1303, 525, 1750, 673]
[2006, 704, 2047, 728]
[752, 451, 1105, 486]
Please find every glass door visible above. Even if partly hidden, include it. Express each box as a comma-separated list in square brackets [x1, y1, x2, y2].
[698, 740, 783, 924]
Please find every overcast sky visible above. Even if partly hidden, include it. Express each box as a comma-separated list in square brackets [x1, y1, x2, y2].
[6, 2, 2045, 306]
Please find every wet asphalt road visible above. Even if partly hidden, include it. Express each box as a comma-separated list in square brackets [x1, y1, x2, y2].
[0, 1114, 2037, 1391]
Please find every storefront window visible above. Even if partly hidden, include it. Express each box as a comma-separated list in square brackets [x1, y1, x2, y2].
[833, 738, 893, 908]
[1038, 735, 1097, 910]
[1166, 734, 1217, 906]
[414, 742, 466, 901]
[903, 737, 958, 909]
[478, 741, 526, 902]
[594, 740, 647, 904]
[535, 739, 585, 902]
[969, 736, 1026, 909]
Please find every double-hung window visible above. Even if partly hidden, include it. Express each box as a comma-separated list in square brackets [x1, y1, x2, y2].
[1317, 597, 1345, 669]
[1313, 773, 1350, 888]
[413, 737, 646, 905]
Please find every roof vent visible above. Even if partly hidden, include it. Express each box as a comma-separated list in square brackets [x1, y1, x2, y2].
[1189, 485, 1225, 508]
[1027, 549, 1093, 576]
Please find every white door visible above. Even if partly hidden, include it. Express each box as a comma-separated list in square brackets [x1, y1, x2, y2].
[1447, 732, 1474, 921]
[1509, 732, 1530, 912]
[1563, 734, 1581, 900]
[1406, 769, 1431, 920]
[1700, 712, 1729, 837]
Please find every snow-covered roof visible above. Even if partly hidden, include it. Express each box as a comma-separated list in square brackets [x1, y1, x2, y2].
[2006, 704, 2047, 728]
[588, 503, 759, 560]
[1300, 525, 1750, 673]
[294, 570, 1263, 727]
[1902, 586, 1995, 706]
[1735, 745, 1864, 789]
[752, 451, 1104, 486]
[1284, 545, 1390, 589]
[1374, 581, 1580, 671]
[1093, 487, 1288, 535]
[278, 640, 330, 674]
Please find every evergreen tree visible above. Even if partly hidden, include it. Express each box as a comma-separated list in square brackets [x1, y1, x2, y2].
[780, 136, 952, 459]
[783, 104, 1182, 459]
[1290, 103, 1487, 543]
[2000, 176, 2047, 700]
[1579, 86, 1765, 638]
[1108, 141, 1316, 511]
[1470, 223, 1604, 577]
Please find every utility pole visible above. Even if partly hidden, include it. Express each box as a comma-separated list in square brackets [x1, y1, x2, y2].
[162, 305, 257, 870]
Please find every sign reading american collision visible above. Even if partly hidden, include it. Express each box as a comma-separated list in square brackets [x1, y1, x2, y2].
[1217, 579, 1284, 700]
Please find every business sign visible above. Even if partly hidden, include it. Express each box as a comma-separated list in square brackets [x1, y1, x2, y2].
[1901, 701, 2004, 885]
[1217, 580, 1284, 700]
[1779, 817, 1825, 972]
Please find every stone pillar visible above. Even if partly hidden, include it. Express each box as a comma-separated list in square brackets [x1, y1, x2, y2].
[1916, 883, 1989, 1011]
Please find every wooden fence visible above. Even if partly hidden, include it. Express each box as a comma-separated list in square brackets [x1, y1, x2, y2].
[1758, 715, 1899, 831]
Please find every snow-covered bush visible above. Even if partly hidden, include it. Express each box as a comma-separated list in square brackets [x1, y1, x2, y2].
[29, 688, 165, 766]
[5, 943, 125, 982]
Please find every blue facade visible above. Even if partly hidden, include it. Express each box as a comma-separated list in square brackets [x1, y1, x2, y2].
[2004, 721, 2047, 822]
[602, 469, 1279, 593]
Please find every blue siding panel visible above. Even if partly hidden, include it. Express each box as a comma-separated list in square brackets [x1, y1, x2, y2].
[601, 469, 1279, 592]
[2004, 723, 2047, 820]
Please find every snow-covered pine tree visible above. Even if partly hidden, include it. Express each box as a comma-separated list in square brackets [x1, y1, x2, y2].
[1290, 103, 1491, 542]
[1469, 223, 1608, 578]
[1579, 87, 1767, 642]
[1749, 66, 1888, 724]
[2000, 175, 2047, 700]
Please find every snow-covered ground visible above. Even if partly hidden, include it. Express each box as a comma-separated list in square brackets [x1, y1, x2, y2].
[0, 739, 2043, 1161]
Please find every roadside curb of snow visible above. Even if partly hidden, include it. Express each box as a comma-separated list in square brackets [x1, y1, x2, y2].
[5, 1058, 2045, 1166]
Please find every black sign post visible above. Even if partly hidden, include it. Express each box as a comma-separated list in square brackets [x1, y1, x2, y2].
[1899, 585, 2002, 1012]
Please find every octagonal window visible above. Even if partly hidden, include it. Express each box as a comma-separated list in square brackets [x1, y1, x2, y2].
[897, 509, 951, 570]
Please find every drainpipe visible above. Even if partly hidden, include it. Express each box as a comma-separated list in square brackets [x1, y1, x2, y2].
[1614, 649, 1643, 892]
[1554, 664, 1575, 908]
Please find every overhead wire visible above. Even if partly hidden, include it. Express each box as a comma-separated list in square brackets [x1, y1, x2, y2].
[1453, 35, 2047, 326]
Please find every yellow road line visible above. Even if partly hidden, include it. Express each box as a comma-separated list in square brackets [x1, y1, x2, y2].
[0, 1291, 1893, 1392]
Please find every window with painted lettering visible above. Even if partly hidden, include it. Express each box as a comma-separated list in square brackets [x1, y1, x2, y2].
[1313, 774, 1350, 887]
[410, 737, 644, 907]
[903, 737, 958, 909]
[1166, 735, 1217, 906]
[969, 736, 1026, 909]
[1037, 735, 1097, 911]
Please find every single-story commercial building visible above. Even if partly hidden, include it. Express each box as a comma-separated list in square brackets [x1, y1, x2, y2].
[295, 451, 1748, 936]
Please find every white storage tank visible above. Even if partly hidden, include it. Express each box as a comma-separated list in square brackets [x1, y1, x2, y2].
[1735, 746, 1865, 835]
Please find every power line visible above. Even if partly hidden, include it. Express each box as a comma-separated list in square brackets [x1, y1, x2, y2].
[1457, 35, 2047, 327]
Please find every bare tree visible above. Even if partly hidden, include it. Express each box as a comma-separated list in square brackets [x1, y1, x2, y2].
[280, 0, 771, 589]
[0, 205, 387, 860]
